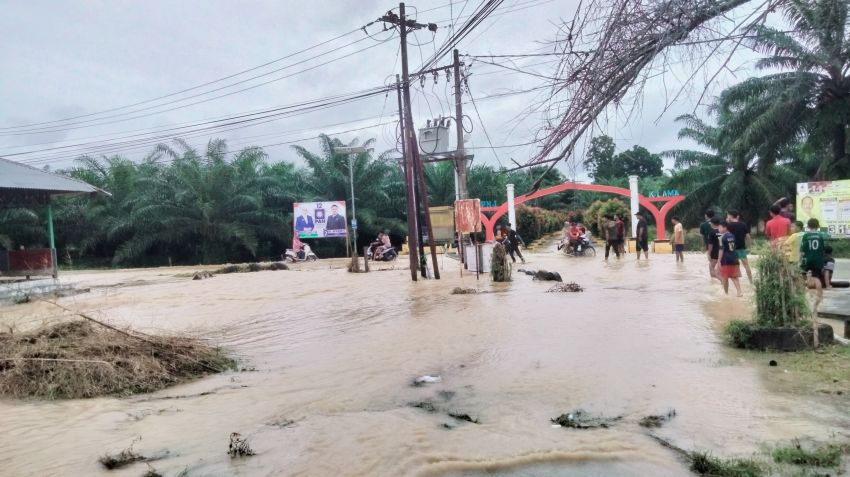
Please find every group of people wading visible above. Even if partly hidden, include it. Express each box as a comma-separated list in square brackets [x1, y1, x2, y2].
[697, 198, 834, 298]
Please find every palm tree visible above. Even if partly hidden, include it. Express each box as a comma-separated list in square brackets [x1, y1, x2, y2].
[664, 114, 803, 224]
[718, 0, 850, 179]
[111, 139, 284, 264]
[424, 161, 457, 206]
[0, 208, 44, 250]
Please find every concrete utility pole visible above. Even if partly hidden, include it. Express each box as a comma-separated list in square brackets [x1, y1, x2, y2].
[396, 75, 418, 281]
[382, 3, 441, 280]
[452, 49, 468, 200]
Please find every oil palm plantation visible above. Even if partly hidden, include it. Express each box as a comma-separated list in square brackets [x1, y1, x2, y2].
[718, 0, 850, 179]
[111, 139, 285, 264]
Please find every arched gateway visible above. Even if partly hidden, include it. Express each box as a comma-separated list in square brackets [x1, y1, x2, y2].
[479, 182, 685, 242]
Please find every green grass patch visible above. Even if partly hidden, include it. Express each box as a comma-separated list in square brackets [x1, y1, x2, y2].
[689, 451, 765, 477]
[725, 320, 757, 349]
[772, 442, 843, 467]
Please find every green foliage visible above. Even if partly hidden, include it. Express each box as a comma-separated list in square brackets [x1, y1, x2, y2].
[684, 229, 705, 252]
[754, 247, 810, 327]
[584, 199, 630, 237]
[514, 205, 568, 244]
[725, 320, 757, 349]
[717, 0, 850, 180]
[665, 114, 803, 226]
[772, 442, 843, 468]
[583, 136, 664, 179]
[689, 451, 765, 477]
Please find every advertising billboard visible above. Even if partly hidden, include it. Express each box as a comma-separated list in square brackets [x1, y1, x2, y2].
[796, 179, 850, 237]
[293, 201, 347, 239]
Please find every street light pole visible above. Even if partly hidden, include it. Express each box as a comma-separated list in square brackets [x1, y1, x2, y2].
[334, 146, 367, 259]
[348, 153, 357, 256]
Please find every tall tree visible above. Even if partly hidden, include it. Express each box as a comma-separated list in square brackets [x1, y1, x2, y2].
[664, 114, 803, 224]
[111, 139, 284, 264]
[583, 135, 616, 179]
[719, 0, 850, 179]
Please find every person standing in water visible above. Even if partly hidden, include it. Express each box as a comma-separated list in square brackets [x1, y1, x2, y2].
[725, 209, 753, 283]
[614, 214, 626, 256]
[707, 217, 722, 282]
[604, 215, 620, 260]
[716, 220, 743, 297]
[700, 210, 717, 279]
[506, 224, 526, 264]
[634, 212, 649, 260]
[672, 216, 684, 262]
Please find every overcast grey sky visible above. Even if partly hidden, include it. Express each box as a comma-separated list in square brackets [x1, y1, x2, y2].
[0, 0, 763, 179]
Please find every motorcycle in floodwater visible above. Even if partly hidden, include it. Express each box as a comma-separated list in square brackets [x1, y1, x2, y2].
[558, 237, 597, 257]
[367, 243, 398, 262]
[284, 245, 318, 262]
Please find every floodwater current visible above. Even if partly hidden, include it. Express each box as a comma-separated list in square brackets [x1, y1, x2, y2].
[1, 243, 848, 476]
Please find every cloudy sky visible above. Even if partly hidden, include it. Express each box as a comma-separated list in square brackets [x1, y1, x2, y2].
[0, 0, 765, 180]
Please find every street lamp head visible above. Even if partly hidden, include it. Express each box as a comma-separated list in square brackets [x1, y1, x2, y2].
[334, 146, 369, 154]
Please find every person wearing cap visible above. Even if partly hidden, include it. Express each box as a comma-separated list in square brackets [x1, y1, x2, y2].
[635, 212, 649, 260]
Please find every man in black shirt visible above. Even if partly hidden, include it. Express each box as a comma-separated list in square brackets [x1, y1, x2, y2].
[725, 209, 753, 283]
[699, 210, 716, 279]
[634, 212, 649, 260]
[506, 225, 526, 264]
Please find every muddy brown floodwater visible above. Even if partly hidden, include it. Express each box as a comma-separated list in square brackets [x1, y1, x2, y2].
[1, 243, 848, 476]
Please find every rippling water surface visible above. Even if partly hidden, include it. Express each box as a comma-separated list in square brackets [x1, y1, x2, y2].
[1, 244, 847, 476]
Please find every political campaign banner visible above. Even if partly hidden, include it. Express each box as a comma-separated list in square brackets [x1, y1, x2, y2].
[293, 201, 347, 239]
[796, 179, 850, 237]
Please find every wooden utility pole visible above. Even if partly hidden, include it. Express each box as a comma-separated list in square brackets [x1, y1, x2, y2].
[452, 49, 468, 200]
[396, 74, 418, 281]
[383, 2, 440, 280]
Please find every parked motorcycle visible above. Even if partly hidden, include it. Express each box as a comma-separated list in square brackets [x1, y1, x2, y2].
[284, 245, 318, 262]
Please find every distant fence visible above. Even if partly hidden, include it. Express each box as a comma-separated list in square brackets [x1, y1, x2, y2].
[0, 249, 57, 278]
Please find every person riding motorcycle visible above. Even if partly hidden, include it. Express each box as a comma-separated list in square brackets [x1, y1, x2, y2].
[568, 222, 582, 252]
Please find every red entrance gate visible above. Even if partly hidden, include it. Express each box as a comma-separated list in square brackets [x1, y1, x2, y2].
[478, 182, 685, 241]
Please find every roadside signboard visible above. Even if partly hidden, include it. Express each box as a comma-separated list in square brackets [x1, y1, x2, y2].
[293, 201, 347, 239]
[454, 199, 481, 233]
[796, 179, 850, 237]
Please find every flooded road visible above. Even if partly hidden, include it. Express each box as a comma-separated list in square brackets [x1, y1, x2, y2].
[1, 244, 848, 476]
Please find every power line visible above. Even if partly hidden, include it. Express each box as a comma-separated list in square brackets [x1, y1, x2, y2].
[0, 26, 367, 131]
[1, 36, 392, 138]
[12, 86, 393, 163]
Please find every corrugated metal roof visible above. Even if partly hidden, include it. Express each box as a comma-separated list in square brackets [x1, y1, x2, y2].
[0, 157, 110, 196]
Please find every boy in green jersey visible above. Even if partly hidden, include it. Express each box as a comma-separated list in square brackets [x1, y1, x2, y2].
[800, 218, 827, 300]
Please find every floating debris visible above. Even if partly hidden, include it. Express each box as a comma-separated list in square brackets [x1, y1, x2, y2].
[437, 390, 456, 401]
[551, 409, 622, 429]
[547, 282, 584, 293]
[192, 271, 214, 280]
[518, 269, 563, 282]
[412, 375, 442, 386]
[408, 400, 438, 413]
[448, 411, 479, 424]
[639, 409, 677, 428]
[228, 432, 255, 458]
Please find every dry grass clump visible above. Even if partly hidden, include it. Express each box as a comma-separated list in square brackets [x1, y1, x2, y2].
[213, 262, 288, 275]
[98, 438, 144, 470]
[0, 321, 235, 399]
[547, 282, 584, 293]
[451, 287, 478, 295]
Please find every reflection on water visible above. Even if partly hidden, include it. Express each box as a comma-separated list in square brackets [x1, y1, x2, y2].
[0, 245, 847, 476]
